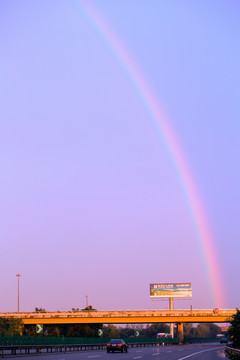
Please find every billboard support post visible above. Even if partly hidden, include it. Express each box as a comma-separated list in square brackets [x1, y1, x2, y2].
[150, 283, 192, 339]
[169, 297, 174, 338]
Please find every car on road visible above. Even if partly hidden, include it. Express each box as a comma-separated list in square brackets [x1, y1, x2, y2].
[106, 339, 128, 353]
[220, 337, 228, 344]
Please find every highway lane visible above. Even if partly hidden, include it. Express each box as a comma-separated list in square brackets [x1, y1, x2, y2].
[9, 343, 227, 360]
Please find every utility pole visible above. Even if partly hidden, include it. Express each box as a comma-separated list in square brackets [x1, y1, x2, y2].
[16, 273, 21, 313]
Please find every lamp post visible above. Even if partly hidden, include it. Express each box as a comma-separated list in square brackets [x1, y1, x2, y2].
[16, 273, 21, 312]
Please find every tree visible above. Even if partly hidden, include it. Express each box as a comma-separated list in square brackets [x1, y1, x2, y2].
[82, 305, 96, 311]
[206, 323, 221, 338]
[35, 307, 46, 312]
[120, 327, 135, 338]
[195, 324, 211, 338]
[103, 325, 120, 338]
[229, 309, 240, 348]
[7, 319, 24, 336]
[24, 325, 37, 336]
[44, 326, 62, 337]
[184, 323, 221, 339]
[0, 318, 24, 336]
[142, 324, 170, 338]
[0, 318, 8, 335]
[67, 324, 99, 337]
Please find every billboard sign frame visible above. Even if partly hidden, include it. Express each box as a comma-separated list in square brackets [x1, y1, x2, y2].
[150, 283, 192, 299]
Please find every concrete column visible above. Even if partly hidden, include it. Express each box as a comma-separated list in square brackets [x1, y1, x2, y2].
[169, 297, 174, 338]
[177, 323, 184, 343]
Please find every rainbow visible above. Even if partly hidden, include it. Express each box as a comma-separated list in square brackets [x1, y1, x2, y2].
[73, 0, 224, 307]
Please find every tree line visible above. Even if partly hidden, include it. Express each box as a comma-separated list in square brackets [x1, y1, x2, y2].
[0, 318, 24, 336]
[0, 319, 222, 339]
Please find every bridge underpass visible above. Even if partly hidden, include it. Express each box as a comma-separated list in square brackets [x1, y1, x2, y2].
[0, 309, 236, 343]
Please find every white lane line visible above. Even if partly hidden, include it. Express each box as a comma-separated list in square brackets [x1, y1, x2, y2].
[177, 347, 222, 360]
[133, 357, 143, 359]
[152, 354, 159, 356]
[136, 350, 143, 352]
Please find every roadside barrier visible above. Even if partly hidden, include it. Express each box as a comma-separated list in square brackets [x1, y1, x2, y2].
[225, 345, 240, 358]
[0, 335, 177, 347]
[0, 339, 179, 357]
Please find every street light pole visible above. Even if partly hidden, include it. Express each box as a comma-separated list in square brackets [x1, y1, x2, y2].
[16, 273, 21, 313]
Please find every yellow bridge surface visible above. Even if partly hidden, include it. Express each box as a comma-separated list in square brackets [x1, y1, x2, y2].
[0, 309, 236, 325]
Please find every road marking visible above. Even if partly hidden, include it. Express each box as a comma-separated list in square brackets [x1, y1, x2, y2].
[136, 350, 143, 352]
[88, 356, 101, 358]
[177, 347, 222, 360]
[133, 357, 143, 359]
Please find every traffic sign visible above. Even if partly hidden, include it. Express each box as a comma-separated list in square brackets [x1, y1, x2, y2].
[98, 329, 103, 336]
[135, 331, 140, 337]
[36, 324, 43, 334]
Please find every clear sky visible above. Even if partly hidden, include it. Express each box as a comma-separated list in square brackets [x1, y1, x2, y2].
[1, 0, 239, 313]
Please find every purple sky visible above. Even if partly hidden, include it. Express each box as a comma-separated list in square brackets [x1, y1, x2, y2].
[1, 0, 239, 313]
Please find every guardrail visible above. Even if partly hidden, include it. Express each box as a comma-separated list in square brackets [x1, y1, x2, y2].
[0, 335, 177, 346]
[186, 338, 223, 343]
[225, 345, 240, 358]
[0, 341, 178, 357]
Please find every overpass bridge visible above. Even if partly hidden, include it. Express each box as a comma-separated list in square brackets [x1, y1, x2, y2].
[0, 309, 236, 342]
[0, 309, 235, 325]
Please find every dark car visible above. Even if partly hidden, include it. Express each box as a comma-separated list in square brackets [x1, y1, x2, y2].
[220, 337, 228, 344]
[106, 339, 128, 353]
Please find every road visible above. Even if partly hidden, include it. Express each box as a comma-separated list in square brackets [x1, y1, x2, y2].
[10, 343, 227, 360]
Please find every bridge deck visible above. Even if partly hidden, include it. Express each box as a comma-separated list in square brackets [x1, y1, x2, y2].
[0, 310, 236, 325]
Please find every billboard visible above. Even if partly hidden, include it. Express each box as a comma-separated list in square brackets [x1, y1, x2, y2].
[150, 283, 192, 299]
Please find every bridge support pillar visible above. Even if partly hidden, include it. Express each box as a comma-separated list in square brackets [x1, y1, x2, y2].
[169, 297, 174, 338]
[177, 323, 184, 343]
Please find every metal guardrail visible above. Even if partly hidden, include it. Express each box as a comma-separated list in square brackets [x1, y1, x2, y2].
[0, 343, 106, 357]
[0, 335, 177, 346]
[226, 345, 240, 356]
[0, 339, 224, 357]
[0, 335, 107, 346]
[0, 341, 177, 357]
